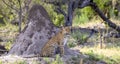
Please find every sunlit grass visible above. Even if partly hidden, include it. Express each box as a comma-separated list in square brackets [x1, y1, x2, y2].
[110, 18, 120, 26]
[81, 46, 120, 57]
[80, 46, 120, 64]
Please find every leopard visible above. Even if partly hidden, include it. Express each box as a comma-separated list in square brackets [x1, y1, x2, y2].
[40, 26, 71, 57]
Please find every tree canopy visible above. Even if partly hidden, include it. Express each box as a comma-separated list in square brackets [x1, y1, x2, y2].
[0, 0, 120, 29]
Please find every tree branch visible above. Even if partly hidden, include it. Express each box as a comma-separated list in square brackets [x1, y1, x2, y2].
[78, 0, 91, 8]
[90, 2, 120, 33]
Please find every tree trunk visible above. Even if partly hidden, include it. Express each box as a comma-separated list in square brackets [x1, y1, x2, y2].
[8, 4, 60, 56]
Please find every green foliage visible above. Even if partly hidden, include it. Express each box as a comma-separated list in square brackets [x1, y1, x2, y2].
[52, 55, 64, 64]
[0, 22, 18, 50]
[73, 14, 88, 25]
[38, 2, 64, 26]
[53, 14, 64, 26]
[0, 60, 2, 64]
[14, 60, 27, 64]
[94, 0, 109, 10]
[71, 30, 88, 45]
[67, 41, 76, 48]
[43, 55, 64, 64]
[43, 58, 51, 64]
[94, 0, 120, 19]
[0, 0, 16, 22]
[73, 0, 120, 26]
[5, 41, 13, 50]
[85, 50, 100, 61]
[73, 7, 92, 25]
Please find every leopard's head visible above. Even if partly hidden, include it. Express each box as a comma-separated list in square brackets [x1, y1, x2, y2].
[62, 26, 71, 35]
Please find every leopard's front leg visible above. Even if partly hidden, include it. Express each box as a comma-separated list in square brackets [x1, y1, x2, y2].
[59, 45, 64, 56]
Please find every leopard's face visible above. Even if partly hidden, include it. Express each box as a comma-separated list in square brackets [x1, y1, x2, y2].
[62, 27, 71, 35]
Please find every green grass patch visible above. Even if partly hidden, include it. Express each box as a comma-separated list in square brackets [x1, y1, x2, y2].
[80, 47, 120, 64]
[70, 30, 89, 45]
[0, 22, 20, 49]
